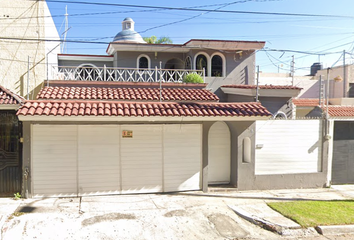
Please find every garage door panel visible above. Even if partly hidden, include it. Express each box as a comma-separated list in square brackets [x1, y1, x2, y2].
[78, 126, 120, 196]
[121, 125, 163, 193]
[32, 125, 78, 197]
[164, 125, 201, 192]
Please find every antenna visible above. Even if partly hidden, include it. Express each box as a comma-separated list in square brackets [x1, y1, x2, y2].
[61, 5, 69, 53]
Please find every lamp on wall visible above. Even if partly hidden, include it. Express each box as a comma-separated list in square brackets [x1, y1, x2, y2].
[334, 75, 343, 82]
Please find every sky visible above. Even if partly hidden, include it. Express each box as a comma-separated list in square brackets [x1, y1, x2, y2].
[45, 0, 354, 75]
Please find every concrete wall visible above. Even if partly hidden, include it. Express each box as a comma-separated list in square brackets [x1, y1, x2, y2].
[227, 94, 292, 117]
[205, 51, 256, 94]
[236, 119, 328, 190]
[58, 60, 113, 68]
[0, 1, 59, 99]
[22, 118, 329, 195]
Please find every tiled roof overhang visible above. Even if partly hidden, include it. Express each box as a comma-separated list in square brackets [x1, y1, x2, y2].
[37, 85, 219, 102]
[221, 84, 302, 98]
[17, 100, 271, 121]
[327, 106, 354, 118]
[0, 85, 24, 109]
[221, 84, 302, 90]
[292, 98, 319, 107]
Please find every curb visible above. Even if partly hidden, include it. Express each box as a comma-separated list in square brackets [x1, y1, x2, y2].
[229, 205, 354, 237]
[229, 205, 301, 235]
[315, 225, 354, 236]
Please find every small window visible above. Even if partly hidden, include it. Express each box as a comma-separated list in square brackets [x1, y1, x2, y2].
[185, 56, 192, 69]
[242, 137, 251, 163]
[126, 23, 131, 29]
[196, 54, 208, 76]
[211, 55, 223, 77]
[138, 56, 148, 69]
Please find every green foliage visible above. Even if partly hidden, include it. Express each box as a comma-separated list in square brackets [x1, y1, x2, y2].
[268, 200, 354, 228]
[143, 35, 172, 44]
[183, 73, 204, 84]
[14, 192, 21, 200]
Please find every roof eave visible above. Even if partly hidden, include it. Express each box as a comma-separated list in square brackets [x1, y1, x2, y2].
[221, 87, 301, 97]
[0, 104, 21, 110]
[17, 115, 270, 122]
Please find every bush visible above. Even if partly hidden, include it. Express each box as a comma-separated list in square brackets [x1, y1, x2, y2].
[183, 73, 204, 84]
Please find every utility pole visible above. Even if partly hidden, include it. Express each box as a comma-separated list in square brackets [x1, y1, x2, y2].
[27, 56, 30, 100]
[319, 75, 322, 107]
[256, 65, 260, 102]
[291, 55, 295, 86]
[61, 6, 69, 53]
[343, 50, 346, 98]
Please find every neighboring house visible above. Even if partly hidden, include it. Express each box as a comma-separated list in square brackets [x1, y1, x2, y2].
[0, 0, 60, 99]
[0, 85, 24, 196]
[220, 84, 302, 118]
[292, 98, 321, 118]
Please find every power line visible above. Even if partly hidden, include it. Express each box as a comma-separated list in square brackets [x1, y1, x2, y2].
[31, 0, 354, 19]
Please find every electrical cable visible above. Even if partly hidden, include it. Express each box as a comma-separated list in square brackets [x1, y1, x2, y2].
[29, 0, 354, 19]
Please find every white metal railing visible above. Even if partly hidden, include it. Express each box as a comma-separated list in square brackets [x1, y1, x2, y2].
[51, 66, 204, 83]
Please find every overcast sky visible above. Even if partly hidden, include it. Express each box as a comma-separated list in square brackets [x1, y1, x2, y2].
[46, 0, 354, 75]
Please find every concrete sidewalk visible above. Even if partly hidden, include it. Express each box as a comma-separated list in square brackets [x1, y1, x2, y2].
[208, 185, 354, 237]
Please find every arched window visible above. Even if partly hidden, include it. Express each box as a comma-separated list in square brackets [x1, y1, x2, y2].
[274, 111, 287, 119]
[185, 56, 192, 69]
[75, 63, 99, 81]
[211, 55, 223, 77]
[196, 54, 208, 76]
[137, 54, 151, 69]
[139, 57, 148, 69]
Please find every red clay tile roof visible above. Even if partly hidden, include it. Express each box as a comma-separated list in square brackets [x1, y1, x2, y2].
[221, 84, 302, 90]
[0, 85, 24, 105]
[17, 101, 271, 117]
[292, 98, 319, 107]
[327, 106, 354, 117]
[37, 86, 219, 102]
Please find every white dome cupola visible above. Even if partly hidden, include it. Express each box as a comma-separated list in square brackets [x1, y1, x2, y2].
[113, 17, 146, 44]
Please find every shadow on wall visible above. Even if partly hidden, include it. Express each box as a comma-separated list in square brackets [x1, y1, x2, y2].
[300, 80, 320, 98]
[15, 56, 46, 100]
[240, 66, 249, 85]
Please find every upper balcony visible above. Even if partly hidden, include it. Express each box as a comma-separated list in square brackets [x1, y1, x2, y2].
[50, 66, 205, 83]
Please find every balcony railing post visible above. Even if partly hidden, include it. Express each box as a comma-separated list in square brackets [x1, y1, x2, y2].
[203, 68, 206, 83]
[104, 65, 106, 81]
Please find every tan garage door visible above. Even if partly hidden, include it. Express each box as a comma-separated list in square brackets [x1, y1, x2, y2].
[32, 125, 78, 197]
[32, 124, 202, 197]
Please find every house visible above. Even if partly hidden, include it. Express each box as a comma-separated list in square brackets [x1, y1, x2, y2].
[17, 80, 271, 197]
[0, 0, 60, 99]
[0, 85, 24, 196]
[15, 17, 331, 197]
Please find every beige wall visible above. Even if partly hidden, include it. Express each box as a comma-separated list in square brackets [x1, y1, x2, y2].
[0, 0, 59, 99]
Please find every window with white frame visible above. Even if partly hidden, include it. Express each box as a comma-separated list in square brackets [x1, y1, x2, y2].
[211, 55, 223, 77]
[137, 55, 149, 69]
[196, 54, 208, 76]
[185, 56, 192, 69]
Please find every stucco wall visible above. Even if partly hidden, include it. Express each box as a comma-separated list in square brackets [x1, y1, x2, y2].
[236, 119, 328, 190]
[0, 1, 59, 99]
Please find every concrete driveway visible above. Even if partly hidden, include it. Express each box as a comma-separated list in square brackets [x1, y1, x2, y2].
[0, 192, 282, 240]
[2, 187, 354, 240]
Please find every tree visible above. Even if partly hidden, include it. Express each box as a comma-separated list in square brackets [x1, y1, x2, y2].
[143, 35, 172, 44]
